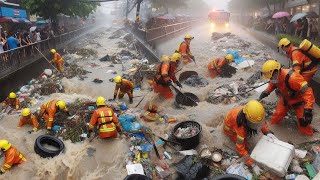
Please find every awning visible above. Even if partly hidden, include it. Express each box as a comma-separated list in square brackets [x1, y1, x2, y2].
[16, 18, 31, 23]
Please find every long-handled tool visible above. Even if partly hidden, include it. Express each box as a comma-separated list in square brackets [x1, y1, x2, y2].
[35, 47, 59, 72]
[170, 84, 198, 106]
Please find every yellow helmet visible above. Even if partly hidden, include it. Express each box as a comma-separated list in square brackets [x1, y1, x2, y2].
[114, 76, 122, 83]
[96, 96, 106, 106]
[171, 53, 181, 62]
[22, 108, 31, 117]
[261, 60, 281, 79]
[0, 140, 11, 151]
[184, 34, 194, 40]
[278, 38, 291, 48]
[161, 55, 170, 62]
[243, 100, 265, 124]
[225, 54, 234, 63]
[50, 49, 56, 53]
[9, 92, 16, 99]
[56, 100, 66, 110]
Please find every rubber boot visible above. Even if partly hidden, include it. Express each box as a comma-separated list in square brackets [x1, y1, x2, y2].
[129, 97, 133, 104]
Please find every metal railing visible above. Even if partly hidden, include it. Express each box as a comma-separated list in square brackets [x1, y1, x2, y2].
[0, 26, 90, 78]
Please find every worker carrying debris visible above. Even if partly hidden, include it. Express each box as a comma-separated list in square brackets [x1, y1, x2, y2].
[153, 55, 182, 99]
[141, 102, 161, 122]
[0, 140, 26, 174]
[207, 54, 234, 78]
[50, 49, 64, 73]
[175, 34, 195, 64]
[259, 60, 315, 136]
[88, 96, 121, 138]
[278, 38, 318, 82]
[17, 108, 39, 133]
[39, 100, 69, 131]
[1, 92, 20, 111]
[113, 76, 134, 104]
[223, 100, 273, 175]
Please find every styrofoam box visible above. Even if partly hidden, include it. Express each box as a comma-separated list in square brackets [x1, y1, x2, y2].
[250, 135, 295, 177]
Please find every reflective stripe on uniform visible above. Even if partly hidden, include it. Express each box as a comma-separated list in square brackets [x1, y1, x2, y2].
[48, 118, 53, 122]
[99, 111, 115, 132]
[4, 164, 11, 168]
[19, 153, 26, 161]
[302, 68, 318, 74]
[0, 168, 5, 172]
[236, 135, 245, 144]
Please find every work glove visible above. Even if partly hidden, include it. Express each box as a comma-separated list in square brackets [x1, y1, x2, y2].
[113, 95, 117, 100]
[304, 108, 313, 125]
[252, 164, 263, 176]
[259, 91, 269, 101]
[0, 170, 3, 175]
[129, 97, 133, 104]
[299, 118, 308, 127]
[176, 81, 182, 88]
[166, 79, 173, 85]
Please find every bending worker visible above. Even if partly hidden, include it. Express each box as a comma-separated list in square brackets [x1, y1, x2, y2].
[259, 60, 315, 136]
[1, 92, 20, 111]
[113, 76, 134, 104]
[50, 49, 64, 73]
[88, 96, 121, 138]
[40, 100, 69, 131]
[223, 100, 273, 175]
[278, 38, 318, 82]
[175, 34, 194, 64]
[0, 140, 26, 174]
[208, 54, 234, 78]
[18, 108, 39, 133]
[153, 55, 182, 99]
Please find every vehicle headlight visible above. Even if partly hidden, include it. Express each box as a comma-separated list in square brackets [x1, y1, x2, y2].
[225, 23, 229, 27]
[211, 23, 215, 28]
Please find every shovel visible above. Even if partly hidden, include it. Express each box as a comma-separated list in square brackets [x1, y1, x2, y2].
[170, 84, 198, 106]
[35, 47, 60, 73]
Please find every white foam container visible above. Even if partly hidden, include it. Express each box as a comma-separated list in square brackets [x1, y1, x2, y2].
[250, 135, 295, 177]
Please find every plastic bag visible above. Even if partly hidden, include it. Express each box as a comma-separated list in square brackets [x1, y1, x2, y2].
[226, 49, 245, 64]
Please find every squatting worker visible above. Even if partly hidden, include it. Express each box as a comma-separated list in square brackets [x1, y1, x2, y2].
[88, 96, 121, 138]
[40, 100, 69, 131]
[113, 76, 134, 104]
[50, 49, 64, 73]
[18, 108, 39, 133]
[208, 54, 234, 78]
[1, 92, 20, 110]
[223, 100, 275, 175]
[0, 140, 26, 174]
[278, 38, 318, 82]
[175, 34, 195, 64]
[259, 60, 315, 136]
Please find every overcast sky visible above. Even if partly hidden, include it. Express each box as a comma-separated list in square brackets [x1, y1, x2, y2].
[204, 0, 230, 10]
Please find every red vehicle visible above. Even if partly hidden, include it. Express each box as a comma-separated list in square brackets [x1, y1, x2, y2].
[208, 10, 230, 28]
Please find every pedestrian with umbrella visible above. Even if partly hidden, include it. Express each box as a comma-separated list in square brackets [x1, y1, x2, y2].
[272, 12, 290, 35]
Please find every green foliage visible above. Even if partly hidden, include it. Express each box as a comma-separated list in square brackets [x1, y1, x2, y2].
[149, 0, 186, 10]
[275, 33, 320, 47]
[228, 0, 285, 14]
[20, 0, 99, 22]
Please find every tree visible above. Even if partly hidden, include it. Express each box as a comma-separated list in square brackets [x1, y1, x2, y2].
[149, 0, 186, 12]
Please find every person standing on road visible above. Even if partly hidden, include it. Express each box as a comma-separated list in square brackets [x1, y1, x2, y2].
[113, 76, 134, 104]
[50, 49, 64, 73]
[17, 108, 39, 133]
[308, 19, 318, 41]
[0, 140, 26, 174]
[207, 54, 234, 78]
[278, 38, 318, 82]
[175, 34, 195, 64]
[1, 92, 20, 111]
[259, 60, 315, 136]
[301, 17, 309, 39]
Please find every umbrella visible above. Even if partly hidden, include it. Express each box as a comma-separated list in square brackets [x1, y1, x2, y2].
[0, 17, 19, 23]
[307, 11, 319, 18]
[16, 18, 31, 24]
[30, 26, 37, 32]
[36, 20, 48, 24]
[290, 12, 307, 22]
[272, 11, 290, 19]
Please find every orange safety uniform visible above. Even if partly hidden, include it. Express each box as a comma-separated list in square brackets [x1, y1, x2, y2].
[141, 103, 160, 122]
[17, 114, 39, 130]
[153, 61, 178, 99]
[264, 69, 315, 136]
[287, 46, 318, 82]
[176, 41, 193, 64]
[208, 57, 228, 78]
[1, 98, 20, 110]
[114, 79, 134, 99]
[223, 106, 270, 165]
[0, 146, 26, 173]
[52, 52, 64, 73]
[89, 106, 121, 138]
[40, 100, 64, 130]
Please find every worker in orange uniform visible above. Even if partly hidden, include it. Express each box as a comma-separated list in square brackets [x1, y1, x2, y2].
[39, 100, 69, 131]
[1, 92, 20, 111]
[223, 100, 273, 175]
[175, 34, 195, 64]
[18, 108, 39, 133]
[113, 76, 134, 104]
[208, 54, 234, 78]
[153, 55, 182, 99]
[141, 102, 160, 122]
[278, 38, 318, 82]
[259, 60, 315, 136]
[0, 140, 26, 174]
[88, 96, 121, 138]
[50, 49, 64, 73]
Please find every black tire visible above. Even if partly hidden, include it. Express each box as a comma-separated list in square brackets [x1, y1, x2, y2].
[124, 174, 151, 180]
[34, 135, 65, 158]
[212, 174, 246, 180]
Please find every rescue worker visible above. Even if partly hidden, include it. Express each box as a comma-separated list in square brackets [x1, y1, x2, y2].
[113, 76, 134, 104]
[175, 34, 195, 64]
[39, 100, 69, 131]
[50, 49, 64, 73]
[259, 60, 315, 136]
[141, 102, 161, 122]
[171, 52, 182, 68]
[0, 140, 26, 174]
[153, 55, 182, 99]
[1, 92, 20, 111]
[18, 108, 39, 133]
[278, 38, 318, 82]
[208, 54, 234, 78]
[223, 100, 272, 175]
[88, 96, 121, 138]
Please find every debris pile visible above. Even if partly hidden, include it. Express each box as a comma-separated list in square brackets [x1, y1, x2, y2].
[64, 63, 90, 79]
[182, 75, 208, 87]
[109, 29, 127, 39]
[211, 32, 236, 41]
[174, 126, 200, 138]
[30, 77, 64, 96]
